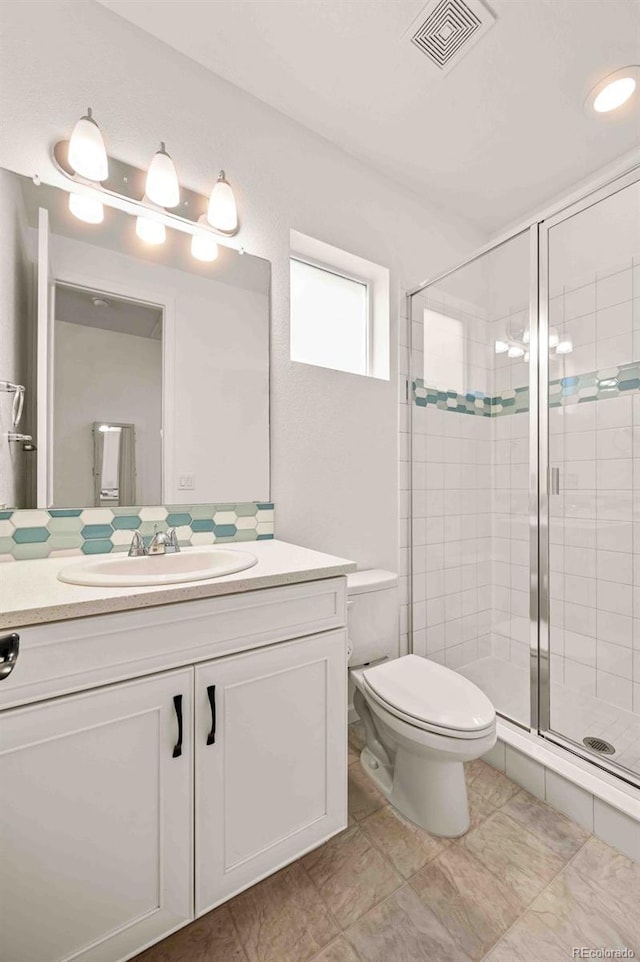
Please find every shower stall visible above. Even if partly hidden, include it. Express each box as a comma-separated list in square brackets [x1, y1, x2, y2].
[407, 166, 639, 786]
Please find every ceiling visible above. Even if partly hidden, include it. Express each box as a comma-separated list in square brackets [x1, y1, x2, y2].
[98, 0, 640, 233]
[55, 283, 163, 340]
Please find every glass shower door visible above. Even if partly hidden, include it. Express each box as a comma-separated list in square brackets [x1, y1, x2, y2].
[540, 170, 640, 779]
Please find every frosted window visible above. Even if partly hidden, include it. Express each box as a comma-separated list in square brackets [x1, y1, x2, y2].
[423, 309, 465, 394]
[290, 258, 369, 375]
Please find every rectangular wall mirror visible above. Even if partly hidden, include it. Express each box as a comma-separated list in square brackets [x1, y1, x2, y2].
[0, 168, 271, 510]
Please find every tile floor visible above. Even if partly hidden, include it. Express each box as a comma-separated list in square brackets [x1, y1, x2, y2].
[134, 723, 640, 962]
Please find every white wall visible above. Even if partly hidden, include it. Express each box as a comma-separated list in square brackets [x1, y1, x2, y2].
[0, 169, 32, 508]
[0, 0, 483, 569]
[53, 320, 162, 506]
[49, 231, 269, 504]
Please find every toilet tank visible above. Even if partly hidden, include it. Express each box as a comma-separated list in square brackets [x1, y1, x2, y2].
[347, 569, 399, 667]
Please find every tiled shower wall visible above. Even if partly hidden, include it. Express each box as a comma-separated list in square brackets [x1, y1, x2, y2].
[548, 259, 640, 715]
[402, 253, 640, 719]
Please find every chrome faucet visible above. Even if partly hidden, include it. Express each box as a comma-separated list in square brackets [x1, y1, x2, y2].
[148, 525, 181, 555]
[128, 527, 181, 557]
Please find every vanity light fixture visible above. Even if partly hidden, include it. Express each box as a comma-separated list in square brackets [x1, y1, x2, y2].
[68, 191, 104, 224]
[67, 108, 109, 182]
[207, 171, 238, 233]
[507, 344, 525, 359]
[191, 214, 219, 262]
[145, 142, 180, 208]
[495, 326, 572, 362]
[494, 339, 509, 354]
[585, 66, 639, 116]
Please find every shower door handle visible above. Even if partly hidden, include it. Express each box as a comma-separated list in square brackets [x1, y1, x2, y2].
[550, 467, 560, 496]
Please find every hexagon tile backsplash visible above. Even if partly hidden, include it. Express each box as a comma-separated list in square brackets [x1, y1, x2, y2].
[0, 503, 274, 561]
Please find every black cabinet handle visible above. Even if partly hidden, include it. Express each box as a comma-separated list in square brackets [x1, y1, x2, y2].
[172, 694, 183, 758]
[0, 633, 19, 681]
[206, 685, 216, 745]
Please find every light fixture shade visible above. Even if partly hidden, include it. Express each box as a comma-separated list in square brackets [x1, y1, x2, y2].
[68, 108, 108, 182]
[548, 330, 560, 349]
[191, 215, 219, 262]
[145, 143, 180, 208]
[68, 191, 104, 224]
[556, 338, 573, 355]
[207, 170, 238, 232]
[136, 215, 166, 245]
[508, 345, 525, 359]
[494, 340, 509, 354]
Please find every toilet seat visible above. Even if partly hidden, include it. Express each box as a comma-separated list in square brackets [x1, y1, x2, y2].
[361, 655, 495, 740]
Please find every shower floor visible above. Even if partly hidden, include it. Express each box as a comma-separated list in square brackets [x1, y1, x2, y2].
[459, 656, 640, 778]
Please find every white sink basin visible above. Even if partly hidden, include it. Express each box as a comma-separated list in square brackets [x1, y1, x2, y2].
[58, 547, 258, 587]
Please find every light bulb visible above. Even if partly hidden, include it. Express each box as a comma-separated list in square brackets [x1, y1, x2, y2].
[495, 340, 509, 354]
[136, 215, 166, 245]
[68, 191, 104, 224]
[207, 170, 238, 232]
[594, 77, 636, 113]
[67, 108, 108, 182]
[548, 330, 559, 349]
[556, 339, 573, 355]
[508, 345, 525, 359]
[191, 215, 219, 262]
[145, 142, 180, 208]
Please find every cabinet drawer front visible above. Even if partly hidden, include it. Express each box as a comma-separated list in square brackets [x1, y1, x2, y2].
[0, 577, 347, 709]
[195, 629, 348, 915]
[0, 669, 193, 962]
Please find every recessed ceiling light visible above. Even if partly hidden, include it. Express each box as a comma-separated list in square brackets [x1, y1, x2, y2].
[586, 66, 639, 116]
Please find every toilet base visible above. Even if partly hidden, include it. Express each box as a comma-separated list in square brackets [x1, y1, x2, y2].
[359, 744, 470, 838]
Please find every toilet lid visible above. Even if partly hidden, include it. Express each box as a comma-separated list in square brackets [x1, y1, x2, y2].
[362, 655, 495, 733]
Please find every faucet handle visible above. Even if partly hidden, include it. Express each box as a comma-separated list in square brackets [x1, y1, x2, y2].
[165, 527, 181, 553]
[128, 531, 147, 557]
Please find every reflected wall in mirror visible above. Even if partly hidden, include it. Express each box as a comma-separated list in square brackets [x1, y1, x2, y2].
[0, 167, 270, 510]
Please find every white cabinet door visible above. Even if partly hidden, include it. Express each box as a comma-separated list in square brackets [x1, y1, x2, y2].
[0, 669, 193, 962]
[195, 630, 348, 915]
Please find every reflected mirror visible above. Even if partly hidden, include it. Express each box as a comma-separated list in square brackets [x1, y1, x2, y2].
[0, 168, 270, 510]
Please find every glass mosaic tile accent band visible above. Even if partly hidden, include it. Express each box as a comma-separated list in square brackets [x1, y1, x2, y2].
[0, 503, 274, 561]
[414, 359, 640, 417]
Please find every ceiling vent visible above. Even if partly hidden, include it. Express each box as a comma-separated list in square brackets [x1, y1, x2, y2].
[407, 0, 496, 75]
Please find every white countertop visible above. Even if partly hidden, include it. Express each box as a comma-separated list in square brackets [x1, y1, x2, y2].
[0, 540, 357, 629]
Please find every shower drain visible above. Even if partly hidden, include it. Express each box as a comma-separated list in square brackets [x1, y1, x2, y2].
[583, 736, 615, 755]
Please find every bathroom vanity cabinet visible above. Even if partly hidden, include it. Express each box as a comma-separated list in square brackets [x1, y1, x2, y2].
[0, 575, 348, 962]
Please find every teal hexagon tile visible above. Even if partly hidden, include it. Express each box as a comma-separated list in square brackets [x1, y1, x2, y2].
[213, 524, 237, 538]
[12, 541, 52, 559]
[166, 513, 192, 527]
[191, 519, 215, 532]
[0, 511, 13, 521]
[212, 535, 238, 544]
[257, 533, 274, 541]
[81, 540, 113, 555]
[81, 524, 114, 540]
[48, 509, 83, 517]
[112, 515, 142, 530]
[13, 527, 50, 544]
[234, 503, 259, 517]
[48, 516, 83, 534]
[137, 521, 161, 539]
[256, 503, 274, 511]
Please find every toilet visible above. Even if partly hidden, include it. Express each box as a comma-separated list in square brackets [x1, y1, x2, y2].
[348, 569, 497, 838]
